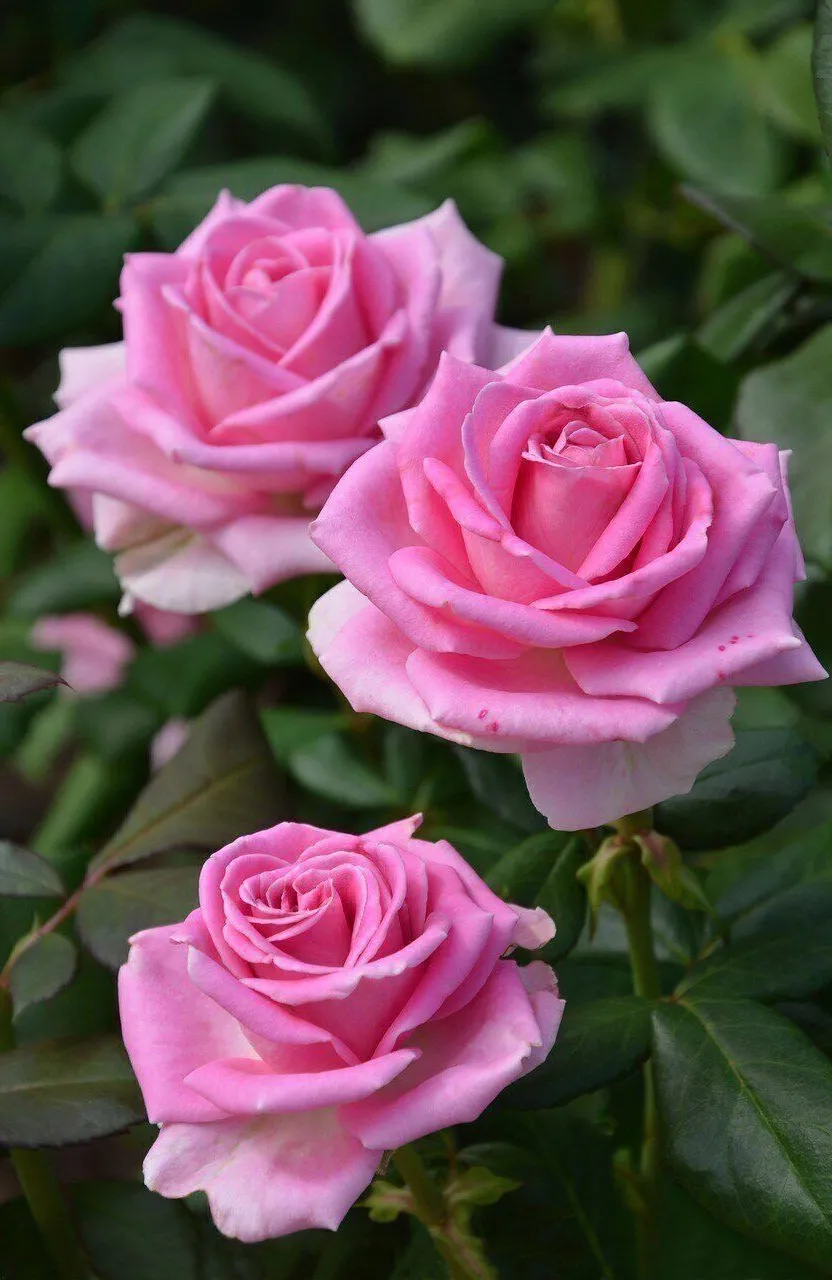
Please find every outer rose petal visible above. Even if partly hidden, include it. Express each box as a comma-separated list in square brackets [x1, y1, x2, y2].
[183, 1046, 418, 1116]
[521, 686, 737, 830]
[502, 329, 659, 399]
[118, 926, 253, 1124]
[342, 961, 551, 1151]
[308, 584, 518, 751]
[211, 515, 332, 592]
[115, 529, 250, 614]
[55, 342, 126, 409]
[144, 1109, 381, 1242]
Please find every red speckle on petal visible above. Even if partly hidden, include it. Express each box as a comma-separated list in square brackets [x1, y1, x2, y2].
[477, 708, 488, 720]
[718, 645, 726, 652]
[730, 635, 740, 644]
[487, 721, 499, 733]
[717, 671, 725, 681]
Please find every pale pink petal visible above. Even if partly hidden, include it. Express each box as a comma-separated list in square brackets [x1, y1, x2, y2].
[311, 440, 521, 658]
[55, 343, 126, 409]
[144, 1109, 380, 1241]
[176, 190, 247, 258]
[211, 515, 332, 591]
[513, 908, 556, 950]
[404, 647, 680, 744]
[518, 961, 566, 1076]
[247, 185, 362, 233]
[503, 329, 658, 399]
[183, 1047, 417, 1115]
[521, 686, 737, 830]
[150, 719, 190, 771]
[342, 961, 552, 1150]
[115, 530, 250, 614]
[567, 515, 815, 705]
[118, 925, 252, 1124]
[491, 325, 541, 369]
[31, 613, 135, 695]
[308, 586, 480, 748]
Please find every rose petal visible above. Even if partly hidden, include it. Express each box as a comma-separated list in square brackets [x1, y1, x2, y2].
[521, 685, 737, 830]
[342, 961, 551, 1150]
[144, 1109, 380, 1241]
[55, 343, 126, 409]
[118, 925, 252, 1124]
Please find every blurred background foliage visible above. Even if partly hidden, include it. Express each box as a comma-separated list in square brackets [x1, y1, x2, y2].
[3, 1, 832, 1278]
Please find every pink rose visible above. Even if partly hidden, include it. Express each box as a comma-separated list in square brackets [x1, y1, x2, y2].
[308, 332, 825, 830]
[118, 816, 561, 1241]
[31, 613, 135, 695]
[27, 186, 514, 616]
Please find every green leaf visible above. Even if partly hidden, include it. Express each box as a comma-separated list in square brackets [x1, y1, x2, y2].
[0, 1034, 144, 1146]
[0, 1199, 53, 1279]
[261, 706, 351, 764]
[648, 48, 780, 195]
[212, 598, 303, 665]
[0, 662, 63, 704]
[361, 120, 492, 193]
[77, 865, 199, 968]
[0, 113, 61, 213]
[71, 78, 215, 207]
[289, 734, 396, 808]
[382, 725, 430, 806]
[0, 214, 137, 347]
[501, 997, 652, 1110]
[0, 842, 64, 897]
[63, 14, 325, 146]
[760, 25, 821, 143]
[736, 327, 832, 567]
[14, 951, 117, 1047]
[74, 691, 162, 759]
[486, 830, 572, 905]
[653, 998, 832, 1269]
[90, 690, 284, 874]
[696, 271, 797, 363]
[683, 188, 832, 283]
[655, 729, 818, 851]
[9, 933, 77, 1018]
[8, 541, 119, 617]
[128, 631, 254, 720]
[74, 1181, 199, 1280]
[535, 836, 588, 964]
[352, 0, 553, 68]
[814, 0, 832, 154]
[453, 747, 544, 834]
[152, 160, 431, 247]
[713, 819, 832, 925]
[656, 1180, 827, 1280]
[679, 870, 832, 1003]
[636, 334, 741, 427]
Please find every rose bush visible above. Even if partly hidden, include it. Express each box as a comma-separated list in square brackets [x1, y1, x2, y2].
[309, 331, 826, 829]
[26, 186, 514, 616]
[118, 816, 561, 1241]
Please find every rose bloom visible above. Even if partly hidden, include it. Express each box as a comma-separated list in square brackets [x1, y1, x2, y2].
[308, 332, 825, 830]
[26, 185, 519, 616]
[31, 613, 135, 696]
[119, 817, 561, 1241]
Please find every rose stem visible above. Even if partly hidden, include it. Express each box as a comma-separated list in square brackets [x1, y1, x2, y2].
[0, 989, 91, 1280]
[613, 816, 662, 1280]
[392, 1145, 489, 1280]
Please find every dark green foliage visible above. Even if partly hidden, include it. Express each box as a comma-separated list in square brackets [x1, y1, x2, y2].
[1, 2, 832, 1278]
